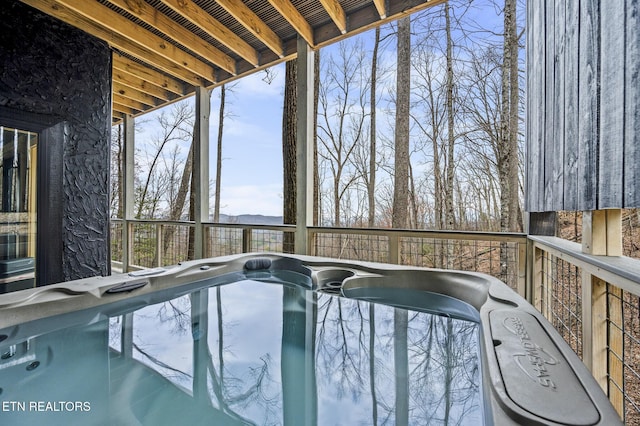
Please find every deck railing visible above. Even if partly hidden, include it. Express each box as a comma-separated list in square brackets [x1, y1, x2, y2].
[109, 218, 640, 422]
[110, 219, 526, 291]
[529, 236, 640, 424]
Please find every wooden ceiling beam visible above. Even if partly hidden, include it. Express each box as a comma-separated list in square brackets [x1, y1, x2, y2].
[266, 0, 314, 46]
[112, 67, 173, 102]
[106, 0, 236, 75]
[113, 81, 160, 107]
[214, 0, 284, 57]
[159, 0, 260, 67]
[319, 0, 347, 34]
[112, 101, 141, 116]
[314, 0, 447, 47]
[112, 55, 186, 96]
[112, 112, 125, 123]
[22, 0, 209, 86]
[54, 0, 217, 83]
[113, 93, 147, 112]
[372, 0, 386, 19]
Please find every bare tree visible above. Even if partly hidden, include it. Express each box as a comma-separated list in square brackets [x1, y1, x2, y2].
[392, 16, 411, 231]
[110, 123, 124, 218]
[135, 102, 193, 219]
[213, 84, 226, 224]
[368, 27, 381, 227]
[318, 39, 369, 227]
[283, 60, 297, 253]
[443, 3, 457, 232]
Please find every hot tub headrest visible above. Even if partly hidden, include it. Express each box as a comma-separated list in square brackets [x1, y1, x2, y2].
[243, 258, 273, 271]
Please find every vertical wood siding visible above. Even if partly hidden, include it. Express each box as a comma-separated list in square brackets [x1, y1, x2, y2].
[625, 0, 640, 206]
[551, 1, 565, 211]
[577, 0, 599, 211]
[543, 2, 556, 210]
[526, 0, 547, 211]
[527, 0, 640, 211]
[563, 0, 579, 209]
[599, 6, 625, 208]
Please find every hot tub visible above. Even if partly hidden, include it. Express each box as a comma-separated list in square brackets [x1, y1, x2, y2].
[0, 253, 621, 425]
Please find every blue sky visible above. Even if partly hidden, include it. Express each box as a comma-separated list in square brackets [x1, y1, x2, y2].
[208, 67, 286, 216]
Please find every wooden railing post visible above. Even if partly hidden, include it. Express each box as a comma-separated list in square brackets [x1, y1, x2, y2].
[202, 225, 209, 258]
[582, 209, 623, 417]
[122, 222, 130, 273]
[242, 227, 252, 253]
[306, 229, 315, 256]
[125, 221, 133, 272]
[156, 224, 163, 267]
[589, 276, 607, 389]
[517, 241, 527, 299]
[532, 245, 543, 312]
[544, 249, 553, 320]
[388, 234, 400, 265]
[608, 284, 624, 417]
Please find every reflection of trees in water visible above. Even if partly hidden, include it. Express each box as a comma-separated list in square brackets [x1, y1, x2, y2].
[156, 298, 191, 334]
[109, 283, 480, 424]
[315, 293, 481, 425]
[316, 294, 369, 400]
[127, 296, 193, 384]
[207, 286, 280, 425]
[108, 287, 279, 425]
[409, 315, 480, 425]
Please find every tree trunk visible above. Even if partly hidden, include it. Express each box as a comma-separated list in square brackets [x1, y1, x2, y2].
[499, 0, 519, 280]
[499, 0, 519, 234]
[444, 2, 456, 232]
[214, 84, 226, 223]
[507, 0, 520, 233]
[443, 3, 457, 269]
[368, 27, 380, 228]
[392, 16, 411, 232]
[162, 140, 193, 258]
[283, 60, 297, 253]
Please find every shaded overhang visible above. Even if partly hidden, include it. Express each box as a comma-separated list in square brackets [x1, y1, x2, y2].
[20, 0, 445, 124]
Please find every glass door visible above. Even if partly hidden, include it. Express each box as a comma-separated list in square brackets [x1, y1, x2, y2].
[0, 126, 36, 291]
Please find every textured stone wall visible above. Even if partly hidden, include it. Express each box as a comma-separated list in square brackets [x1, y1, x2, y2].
[0, 1, 111, 283]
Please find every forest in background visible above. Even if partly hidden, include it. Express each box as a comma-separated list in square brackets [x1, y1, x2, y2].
[110, 0, 524, 236]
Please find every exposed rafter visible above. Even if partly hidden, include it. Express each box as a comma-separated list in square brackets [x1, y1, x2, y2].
[113, 81, 160, 108]
[18, 0, 442, 122]
[106, 0, 235, 75]
[214, 0, 284, 58]
[113, 94, 146, 113]
[319, 0, 347, 34]
[159, 0, 260, 67]
[112, 68, 173, 102]
[22, 0, 210, 86]
[112, 55, 186, 96]
[266, 0, 314, 46]
[54, 0, 216, 82]
[373, 0, 386, 19]
[112, 102, 138, 116]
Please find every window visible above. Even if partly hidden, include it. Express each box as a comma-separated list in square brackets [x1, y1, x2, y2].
[0, 126, 36, 291]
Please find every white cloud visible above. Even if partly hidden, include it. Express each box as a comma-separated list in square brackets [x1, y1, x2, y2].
[232, 64, 285, 98]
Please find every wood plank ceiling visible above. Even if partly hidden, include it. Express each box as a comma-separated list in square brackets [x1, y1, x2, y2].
[20, 0, 444, 123]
